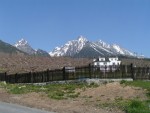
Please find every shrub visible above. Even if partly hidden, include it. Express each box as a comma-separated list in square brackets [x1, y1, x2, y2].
[89, 82, 99, 87]
[120, 80, 126, 84]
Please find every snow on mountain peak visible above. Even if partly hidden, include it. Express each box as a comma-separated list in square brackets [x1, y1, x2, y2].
[112, 44, 124, 54]
[15, 38, 28, 47]
[55, 47, 61, 50]
[111, 44, 136, 56]
[14, 38, 36, 55]
[49, 36, 88, 56]
[97, 40, 110, 48]
[49, 36, 137, 57]
[77, 35, 88, 42]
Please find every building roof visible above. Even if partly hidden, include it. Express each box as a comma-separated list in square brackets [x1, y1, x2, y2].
[93, 57, 120, 62]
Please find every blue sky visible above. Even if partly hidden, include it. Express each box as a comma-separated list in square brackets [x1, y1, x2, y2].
[0, 0, 150, 57]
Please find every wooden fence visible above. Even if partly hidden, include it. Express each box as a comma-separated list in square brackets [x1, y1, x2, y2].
[0, 64, 150, 83]
[0, 72, 6, 81]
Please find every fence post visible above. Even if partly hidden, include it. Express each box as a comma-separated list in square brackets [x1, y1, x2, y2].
[104, 65, 107, 78]
[15, 73, 17, 83]
[89, 64, 91, 79]
[130, 63, 134, 80]
[30, 72, 33, 83]
[63, 67, 66, 80]
[42, 73, 44, 82]
[47, 69, 49, 82]
[51, 71, 53, 81]
[147, 67, 150, 80]
[149, 68, 150, 80]
[4, 72, 7, 82]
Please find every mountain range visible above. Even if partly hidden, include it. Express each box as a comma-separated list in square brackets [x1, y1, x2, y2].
[49, 36, 136, 58]
[0, 36, 140, 58]
[14, 39, 50, 57]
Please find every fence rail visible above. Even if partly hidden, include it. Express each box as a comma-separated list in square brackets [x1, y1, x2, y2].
[0, 64, 150, 83]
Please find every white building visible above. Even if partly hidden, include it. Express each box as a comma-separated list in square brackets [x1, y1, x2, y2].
[92, 57, 121, 71]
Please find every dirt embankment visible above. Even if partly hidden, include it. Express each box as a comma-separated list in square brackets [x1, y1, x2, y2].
[0, 53, 92, 74]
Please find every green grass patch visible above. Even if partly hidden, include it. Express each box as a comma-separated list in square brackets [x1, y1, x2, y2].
[121, 80, 150, 90]
[48, 90, 65, 100]
[97, 97, 130, 110]
[120, 80, 150, 113]
[96, 80, 150, 112]
[126, 100, 150, 113]
[97, 98, 150, 113]
[0, 82, 99, 100]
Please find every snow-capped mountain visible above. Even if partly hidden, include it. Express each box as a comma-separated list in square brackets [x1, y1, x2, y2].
[90, 40, 135, 56]
[0, 40, 26, 54]
[14, 39, 36, 55]
[49, 36, 88, 56]
[49, 36, 136, 58]
[14, 39, 50, 56]
[111, 44, 135, 56]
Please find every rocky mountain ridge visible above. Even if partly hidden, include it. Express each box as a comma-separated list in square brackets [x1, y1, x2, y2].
[49, 36, 136, 58]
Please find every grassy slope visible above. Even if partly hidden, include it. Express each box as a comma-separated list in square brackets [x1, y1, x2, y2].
[122, 80, 150, 113]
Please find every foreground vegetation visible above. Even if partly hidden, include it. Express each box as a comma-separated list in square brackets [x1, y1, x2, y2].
[93, 80, 150, 113]
[0, 80, 150, 113]
[120, 80, 150, 113]
[0, 82, 98, 100]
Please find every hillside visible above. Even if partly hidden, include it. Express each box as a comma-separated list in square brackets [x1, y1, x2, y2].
[0, 53, 91, 74]
[0, 53, 150, 74]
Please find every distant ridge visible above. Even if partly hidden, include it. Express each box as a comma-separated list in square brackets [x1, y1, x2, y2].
[0, 40, 25, 54]
[14, 38, 36, 55]
[14, 39, 50, 57]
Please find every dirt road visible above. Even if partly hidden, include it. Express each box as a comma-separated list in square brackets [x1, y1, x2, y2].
[0, 101, 55, 113]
